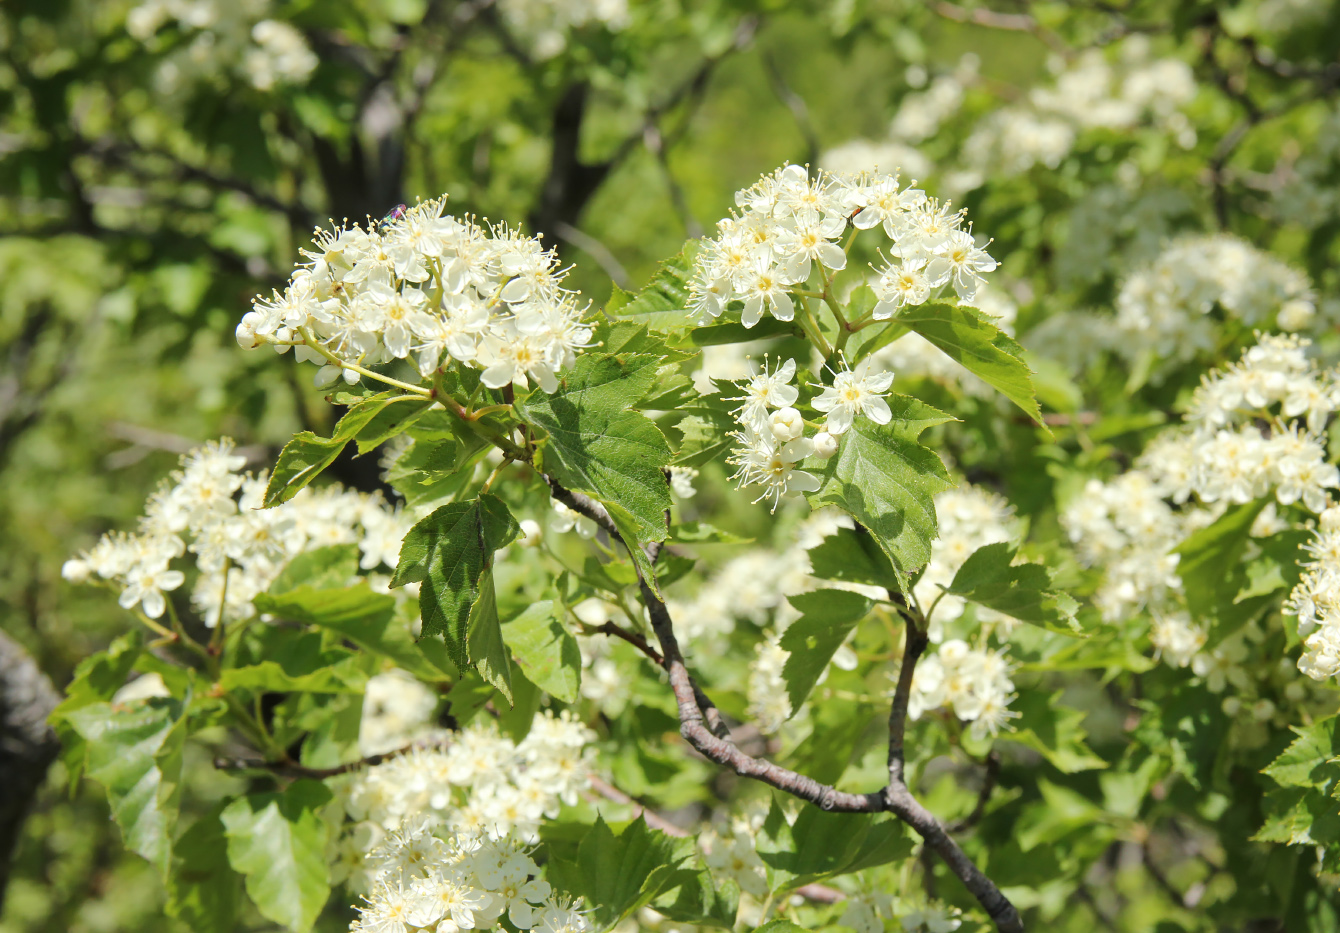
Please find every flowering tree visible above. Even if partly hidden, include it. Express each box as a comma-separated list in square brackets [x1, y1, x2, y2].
[10, 1, 1340, 932]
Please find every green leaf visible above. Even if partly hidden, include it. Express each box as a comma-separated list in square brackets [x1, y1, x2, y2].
[1255, 787, 1340, 846]
[1174, 498, 1269, 639]
[502, 600, 582, 703]
[670, 395, 736, 469]
[779, 591, 873, 714]
[806, 525, 895, 588]
[666, 522, 752, 545]
[607, 241, 697, 333]
[50, 631, 143, 781]
[221, 779, 333, 933]
[652, 869, 739, 929]
[685, 317, 801, 345]
[263, 432, 346, 507]
[263, 393, 434, 507]
[220, 630, 368, 694]
[466, 566, 513, 703]
[266, 545, 359, 594]
[1006, 689, 1106, 772]
[254, 582, 453, 680]
[897, 301, 1044, 424]
[756, 799, 911, 890]
[1264, 718, 1340, 790]
[514, 351, 673, 591]
[574, 817, 694, 929]
[804, 395, 954, 589]
[66, 697, 188, 877]
[752, 922, 808, 933]
[946, 541, 1082, 636]
[166, 807, 242, 933]
[392, 495, 519, 679]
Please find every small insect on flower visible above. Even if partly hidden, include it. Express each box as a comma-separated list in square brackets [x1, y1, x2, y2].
[377, 203, 409, 233]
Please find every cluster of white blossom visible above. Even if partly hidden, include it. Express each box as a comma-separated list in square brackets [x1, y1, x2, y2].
[360, 669, 443, 757]
[824, 38, 1195, 195]
[913, 486, 1018, 642]
[239, 197, 593, 394]
[497, 0, 629, 59]
[126, 0, 317, 94]
[350, 819, 588, 933]
[687, 163, 997, 330]
[62, 439, 412, 626]
[343, 712, 595, 851]
[960, 40, 1197, 180]
[724, 356, 898, 511]
[1141, 335, 1340, 512]
[906, 638, 1018, 740]
[1061, 471, 1193, 624]
[1113, 235, 1318, 374]
[1284, 507, 1340, 680]
[840, 894, 963, 933]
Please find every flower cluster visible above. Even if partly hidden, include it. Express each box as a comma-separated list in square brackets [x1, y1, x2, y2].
[343, 712, 595, 848]
[1284, 508, 1340, 680]
[239, 197, 592, 394]
[497, 0, 629, 60]
[126, 0, 317, 94]
[912, 486, 1018, 642]
[1142, 335, 1340, 513]
[1061, 471, 1192, 623]
[905, 639, 1018, 740]
[687, 164, 996, 329]
[62, 439, 412, 626]
[350, 821, 587, 933]
[1114, 234, 1318, 374]
[360, 669, 443, 757]
[724, 356, 896, 511]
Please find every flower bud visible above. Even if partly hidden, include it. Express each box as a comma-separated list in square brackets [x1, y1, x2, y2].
[1221, 696, 1241, 717]
[1321, 506, 1340, 532]
[235, 311, 263, 349]
[1277, 299, 1315, 332]
[811, 431, 839, 459]
[61, 558, 91, 584]
[769, 407, 805, 442]
[314, 364, 342, 388]
[1284, 681, 1307, 703]
[518, 519, 542, 548]
[1251, 698, 1276, 722]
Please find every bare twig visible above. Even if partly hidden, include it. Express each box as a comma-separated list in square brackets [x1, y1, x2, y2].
[213, 742, 419, 779]
[931, 2, 1068, 54]
[554, 222, 632, 289]
[578, 620, 664, 666]
[949, 750, 1001, 833]
[761, 51, 820, 171]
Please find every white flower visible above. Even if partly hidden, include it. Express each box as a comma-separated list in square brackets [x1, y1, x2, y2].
[769, 406, 806, 442]
[812, 360, 895, 435]
[517, 520, 542, 548]
[731, 357, 800, 434]
[872, 258, 932, 318]
[728, 429, 820, 512]
[118, 564, 186, 619]
[925, 229, 997, 301]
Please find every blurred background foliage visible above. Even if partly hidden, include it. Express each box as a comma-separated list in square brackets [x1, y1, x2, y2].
[2, 0, 1340, 930]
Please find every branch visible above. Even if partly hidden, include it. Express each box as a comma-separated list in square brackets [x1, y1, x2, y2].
[886, 612, 928, 787]
[578, 620, 664, 666]
[553, 222, 632, 289]
[931, 2, 1068, 54]
[0, 631, 60, 912]
[212, 742, 419, 779]
[948, 749, 1001, 833]
[539, 474, 1023, 931]
[761, 51, 820, 171]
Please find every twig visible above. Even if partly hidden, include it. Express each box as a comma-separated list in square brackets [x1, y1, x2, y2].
[931, 2, 1068, 54]
[761, 51, 820, 171]
[554, 222, 632, 289]
[578, 620, 664, 666]
[587, 774, 687, 836]
[949, 750, 1001, 833]
[104, 422, 269, 469]
[213, 742, 419, 779]
[1141, 844, 1189, 908]
[541, 473, 1023, 932]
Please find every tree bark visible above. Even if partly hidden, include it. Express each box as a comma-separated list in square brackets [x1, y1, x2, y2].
[0, 631, 60, 912]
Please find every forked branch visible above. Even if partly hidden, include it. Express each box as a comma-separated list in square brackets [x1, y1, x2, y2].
[541, 474, 1024, 932]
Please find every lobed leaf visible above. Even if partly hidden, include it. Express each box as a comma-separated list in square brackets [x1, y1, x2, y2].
[946, 541, 1083, 636]
[502, 600, 582, 703]
[779, 590, 874, 715]
[803, 395, 954, 590]
[896, 301, 1044, 425]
